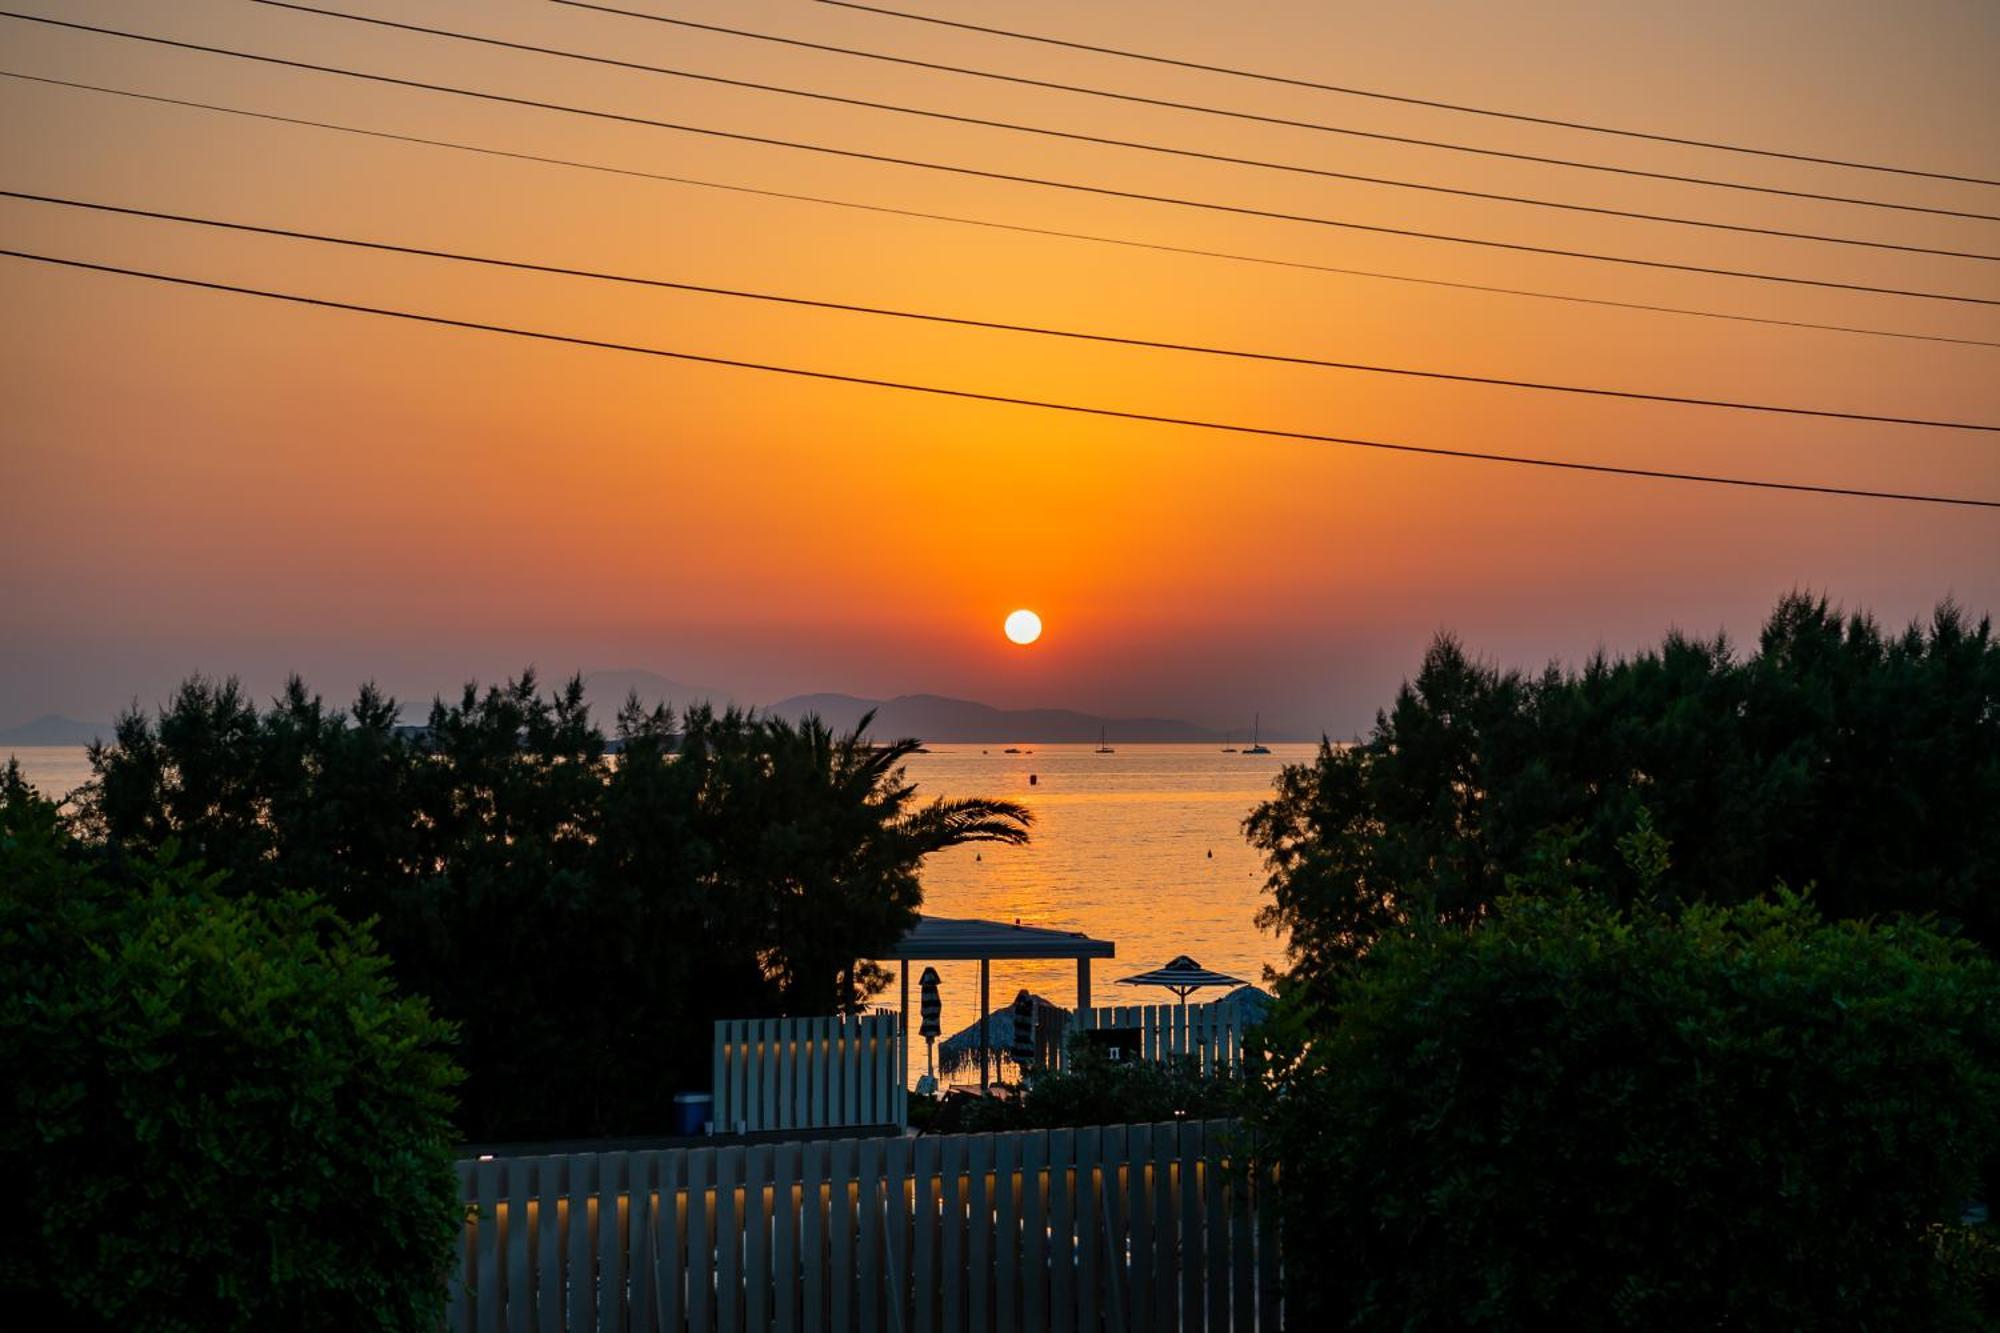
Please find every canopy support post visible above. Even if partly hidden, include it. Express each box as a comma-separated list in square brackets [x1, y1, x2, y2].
[979, 957, 991, 1093]
[1077, 957, 1092, 1015]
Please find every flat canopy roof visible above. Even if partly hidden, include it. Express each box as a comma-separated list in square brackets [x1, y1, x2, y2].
[891, 914, 1116, 962]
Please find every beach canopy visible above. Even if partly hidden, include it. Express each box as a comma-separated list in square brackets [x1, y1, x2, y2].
[1117, 955, 1250, 1003]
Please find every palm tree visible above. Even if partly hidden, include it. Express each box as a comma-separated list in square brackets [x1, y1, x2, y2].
[681, 707, 1032, 1015]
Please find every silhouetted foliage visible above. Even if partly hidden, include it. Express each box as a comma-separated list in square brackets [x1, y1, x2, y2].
[944, 1046, 1248, 1132]
[72, 675, 1029, 1139]
[0, 768, 463, 1332]
[1250, 891, 2000, 1331]
[1249, 593, 2000, 998]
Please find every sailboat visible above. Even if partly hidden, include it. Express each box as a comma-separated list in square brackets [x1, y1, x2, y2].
[1095, 724, 1114, 754]
[1242, 714, 1272, 755]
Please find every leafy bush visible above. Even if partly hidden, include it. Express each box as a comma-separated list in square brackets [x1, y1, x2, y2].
[1251, 891, 2000, 1331]
[0, 767, 464, 1332]
[947, 1046, 1248, 1132]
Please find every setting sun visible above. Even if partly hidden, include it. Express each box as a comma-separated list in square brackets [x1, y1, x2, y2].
[1004, 609, 1043, 646]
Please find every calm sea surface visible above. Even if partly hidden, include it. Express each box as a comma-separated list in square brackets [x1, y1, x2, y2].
[7, 742, 1302, 1045]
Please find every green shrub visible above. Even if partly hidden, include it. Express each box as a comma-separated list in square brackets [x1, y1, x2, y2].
[951, 1046, 1248, 1132]
[1251, 891, 2000, 1331]
[0, 769, 464, 1332]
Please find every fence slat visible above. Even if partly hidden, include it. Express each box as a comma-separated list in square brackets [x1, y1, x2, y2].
[858, 1137, 884, 1333]
[885, 1136, 913, 1333]
[1204, 1123, 1229, 1333]
[801, 1141, 828, 1333]
[1126, 1124, 1152, 1333]
[993, 1132, 1017, 1333]
[745, 1145, 773, 1333]
[1074, 1126, 1102, 1333]
[630, 1153, 656, 1333]
[528, 1159, 558, 1333]
[938, 1134, 966, 1333]
[967, 1134, 993, 1333]
[687, 1149, 714, 1333]
[830, 1138, 858, 1333]
[773, 1141, 800, 1333]
[1256, 1152, 1281, 1333]
[506, 1159, 532, 1333]
[658, 1151, 685, 1333]
[1180, 1123, 1206, 1333]
[1229, 1143, 1254, 1333]
[1047, 1128, 1074, 1333]
[1018, 1132, 1047, 1333]
[716, 1146, 743, 1333]
[476, 1159, 502, 1333]
[1156, 1123, 1181, 1332]
[598, 1154, 629, 1333]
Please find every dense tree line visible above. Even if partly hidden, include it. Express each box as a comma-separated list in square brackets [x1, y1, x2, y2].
[1248, 593, 1999, 998]
[1244, 592, 2000, 1325]
[68, 672, 1029, 1140]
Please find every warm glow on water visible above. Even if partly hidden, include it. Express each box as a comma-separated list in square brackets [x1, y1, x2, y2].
[897, 743, 1300, 1041]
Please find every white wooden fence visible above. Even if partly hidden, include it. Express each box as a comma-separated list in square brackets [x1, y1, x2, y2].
[712, 1014, 908, 1135]
[449, 1119, 1280, 1332]
[1066, 1003, 1250, 1077]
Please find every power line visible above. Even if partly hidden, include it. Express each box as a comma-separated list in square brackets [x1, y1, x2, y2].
[10, 72, 1996, 351]
[10, 188, 1994, 435]
[6, 249, 1991, 508]
[6, 13, 1997, 309]
[818, 0, 2000, 190]
[550, 0, 2000, 226]
[255, 0, 2000, 261]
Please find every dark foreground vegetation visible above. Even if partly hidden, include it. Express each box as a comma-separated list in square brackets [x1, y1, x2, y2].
[1247, 594, 2000, 1329]
[0, 770, 461, 1332]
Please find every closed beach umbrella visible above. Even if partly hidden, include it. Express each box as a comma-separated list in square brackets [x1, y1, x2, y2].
[918, 967, 942, 1039]
[1011, 988, 1039, 1068]
[1117, 955, 1249, 1009]
[918, 966, 942, 1081]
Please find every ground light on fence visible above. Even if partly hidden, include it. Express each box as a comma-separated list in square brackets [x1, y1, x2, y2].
[451, 1118, 1281, 1332]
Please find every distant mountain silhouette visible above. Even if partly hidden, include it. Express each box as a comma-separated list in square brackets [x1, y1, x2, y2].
[764, 692, 1252, 743]
[0, 714, 113, 746]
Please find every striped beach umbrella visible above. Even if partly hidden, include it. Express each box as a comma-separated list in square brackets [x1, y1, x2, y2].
[918, 967, 942, 1038]
[918, 966, 942, 1082]
[1116, 955, 1249, 1007]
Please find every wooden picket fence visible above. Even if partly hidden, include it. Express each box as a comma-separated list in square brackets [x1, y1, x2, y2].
[1065, 1003, 1250, 1077]
[448, 1118, 1280, 1332]
[712, 1014, 908, 1134]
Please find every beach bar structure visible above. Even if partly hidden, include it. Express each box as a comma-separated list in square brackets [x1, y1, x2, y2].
[889, 915, 1115, 1092]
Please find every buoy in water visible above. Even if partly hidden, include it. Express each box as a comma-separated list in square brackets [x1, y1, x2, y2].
[1029, 773, 1038, 785]
[1207, 849, 1213, 858]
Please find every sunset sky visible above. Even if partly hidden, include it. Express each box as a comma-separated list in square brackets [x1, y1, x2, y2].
[3, 0, 1996, 735]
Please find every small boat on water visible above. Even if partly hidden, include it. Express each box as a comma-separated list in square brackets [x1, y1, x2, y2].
[1003, 747, 1023, 754]
[1094, 725, 1114, 754]
[1242, 714, 1272, 755]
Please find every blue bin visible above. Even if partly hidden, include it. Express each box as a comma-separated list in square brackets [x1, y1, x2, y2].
[672, 1092, 713, 1137]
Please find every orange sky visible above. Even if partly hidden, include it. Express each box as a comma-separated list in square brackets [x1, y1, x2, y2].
[2, 0, 1996, 732]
